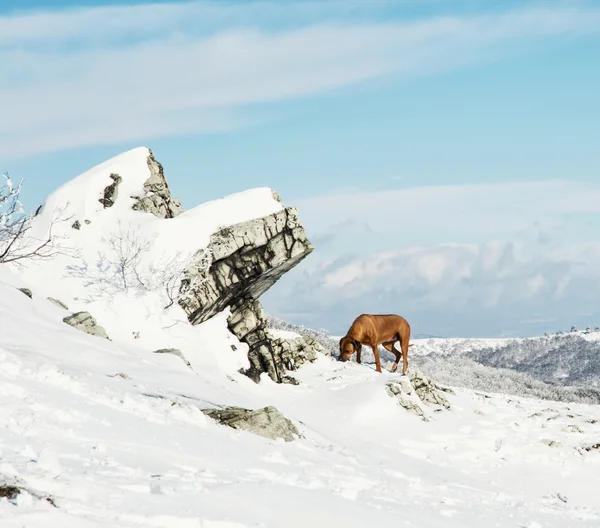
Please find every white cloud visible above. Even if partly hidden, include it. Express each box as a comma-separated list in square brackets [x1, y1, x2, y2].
[262, 239, 600, 338]
[263, 179, 600, 337]
[2, 2, 600, 157]
[294, 180, 600, 247]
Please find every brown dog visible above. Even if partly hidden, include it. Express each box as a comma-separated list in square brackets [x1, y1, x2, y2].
[339, 314, 412, 374]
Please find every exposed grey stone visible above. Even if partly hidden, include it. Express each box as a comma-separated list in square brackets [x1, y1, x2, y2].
[18, 288, 32, 299]
[177, 206, 319, 384]
[582, 442, 600, 452]
[179, 208, 313, 325]
[153, 348, 191, 368]
[131, 149, 183, 219]
[63, 312, 110, 340]
[385, 380, 427, 419]
[563, 424, 584, 433]
[408, 366, 453, 409]
[541, 438, 563, 448]
[99, 173, 122, 208]
[386, 367, 453, 420]
[71, 220, 81, 230]
[202, 405, 299, 441]
[47, 297, 69, 310]
[226, 297, 324, 385]
[0, 484, 20, 500]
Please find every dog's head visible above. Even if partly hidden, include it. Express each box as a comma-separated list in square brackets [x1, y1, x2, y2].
[338, 336, 361, 362]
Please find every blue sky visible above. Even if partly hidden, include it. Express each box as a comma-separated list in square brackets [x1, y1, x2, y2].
[2, 0, 600, 337]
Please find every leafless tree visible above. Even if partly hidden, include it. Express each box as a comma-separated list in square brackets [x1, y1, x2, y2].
[0, 173, 73, 265]
[102, 221, 153, 291]
[148, 251, 190, 308]
[65, 221, 196, 308]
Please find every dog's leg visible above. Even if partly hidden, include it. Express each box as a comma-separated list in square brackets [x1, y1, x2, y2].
[383, 341, 401, 372]
[372, 343, 382, 373]
[400, 334, 409, 375]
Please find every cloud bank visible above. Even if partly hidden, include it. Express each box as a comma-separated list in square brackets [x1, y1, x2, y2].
[262, 180, 600, 337]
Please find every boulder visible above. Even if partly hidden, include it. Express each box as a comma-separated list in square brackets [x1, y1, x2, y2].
[408, 366, 453, 409]
[18, 288, 32, 299]
[386, 367, 453, 420]
[178, 206, 322, 384]
[63, 312, 110, 340]
[385, 380, 428, 418]
[202, 405, 299, 442]
[179, 207, 313, 324]
[47, 297, 69, 310]
[99, 173, 121, 208]
[131, 149, 183, 219]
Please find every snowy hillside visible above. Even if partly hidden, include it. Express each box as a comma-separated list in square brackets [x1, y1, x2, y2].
[407, 332, 600, 395]
[2, 148, 600, 527]
[3, 268, 600, 527]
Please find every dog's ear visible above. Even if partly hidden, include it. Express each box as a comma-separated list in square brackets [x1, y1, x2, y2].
[352, 339, 362, 353]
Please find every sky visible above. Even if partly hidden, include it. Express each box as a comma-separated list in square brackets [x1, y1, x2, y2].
[2, 0, 600, 338]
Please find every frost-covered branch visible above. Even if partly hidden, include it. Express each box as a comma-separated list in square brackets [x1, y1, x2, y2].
[65, 220, 192, 307]
[0, 174, 73, 265]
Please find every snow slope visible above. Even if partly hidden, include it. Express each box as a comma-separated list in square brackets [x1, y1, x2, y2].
[2, 269, 600, 527]
[2, 148, 600, 527]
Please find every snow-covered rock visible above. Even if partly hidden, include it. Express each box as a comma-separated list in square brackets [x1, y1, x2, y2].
[385, 367, 453, 420]
[63, 311, 110, 340]
[178, 206, 323, 383]
[47, 297, 68, 310]
[131, 149, 183, 218]
[18, 287, 32, 299]
[201, 405, 299, 442]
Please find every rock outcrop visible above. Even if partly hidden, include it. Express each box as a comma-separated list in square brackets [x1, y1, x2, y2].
[99, 173, 122, 208]
[47, 297, 69, 310]
[131, 150, 183, 219]
[228, 298, 327, 384]
[178, 206, 324, 383]
[18, 288, 32, 299]
[202, 405, 299, 441]
[386, 367, 454, 420]
[63, 312, 110, 340]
